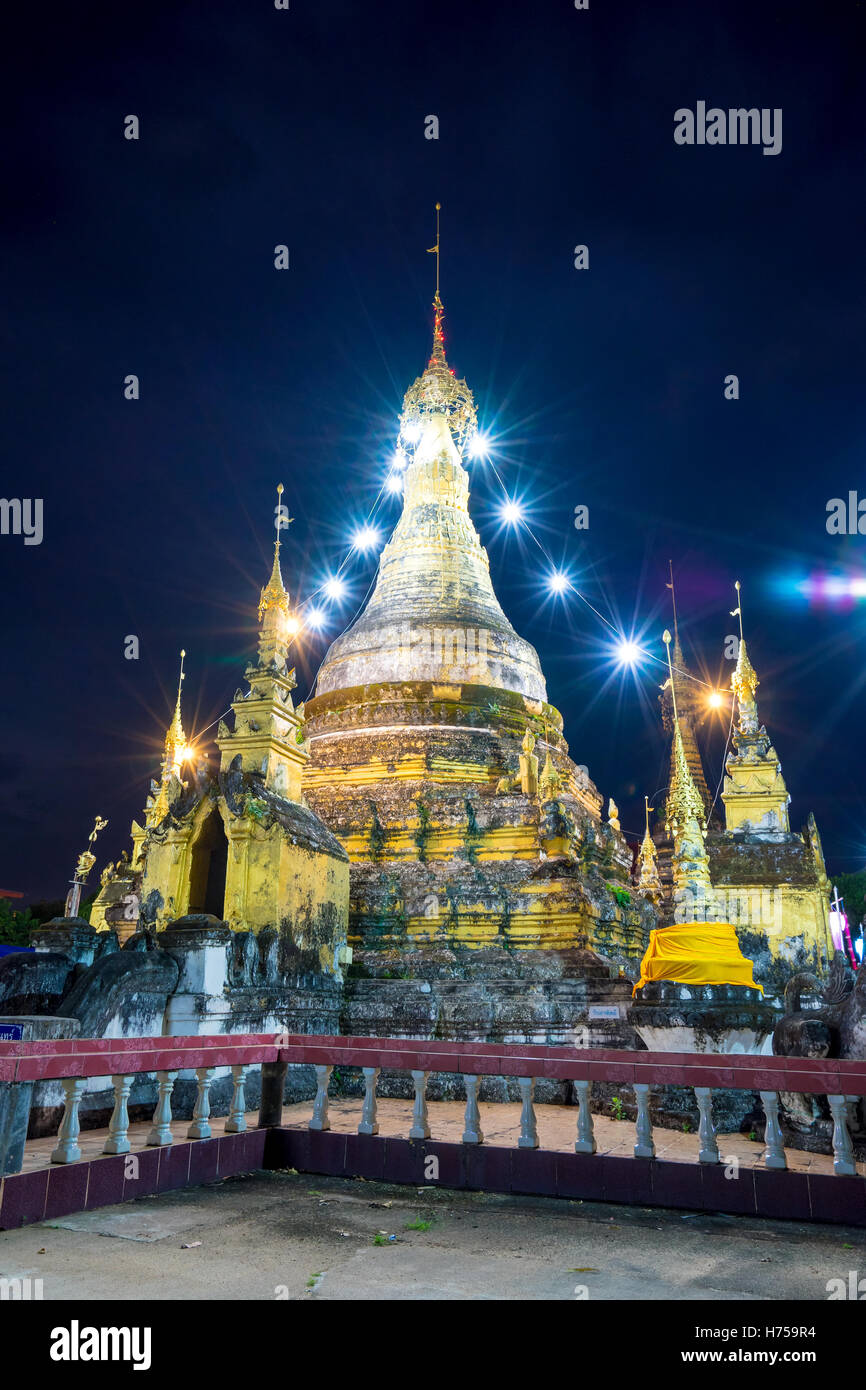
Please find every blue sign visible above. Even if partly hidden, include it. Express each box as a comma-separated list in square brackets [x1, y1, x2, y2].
[0, 1024, 23, 1041]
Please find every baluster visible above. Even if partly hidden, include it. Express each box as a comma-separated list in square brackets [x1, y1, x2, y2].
[633, 1083, 655, 1159]
[828, 1094, 857, 1177]
[462, 1074, 484, 1145]
[188, 1067, 216, 1139]
[694, 1087, 720, 1164]
[358, 1067, 380, 1136]
[147, 1070, 178, 1147]
[409, 1070, 430, 1140]
[759, 1091, 787, 1170]
[309, 1064, 332, 1131]
[225, 1065, 250, 1134]
[517, 1076, 538, 1149]
[104, 1074, 135, 1155]
[51, 1077, 87, 1164]
[574, 1079, 596, 1154]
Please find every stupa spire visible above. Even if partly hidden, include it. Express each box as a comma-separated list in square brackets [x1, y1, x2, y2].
[662, 629, 714, 921]
[722, 580, 790, 837]
[729, 579, 760, 735]
[660, 565, 713, 820]
[257, 484, 296, 670]
[636, 795, 662, 898]
[147, 649, 189, 827]
[317, 248, 544, 703]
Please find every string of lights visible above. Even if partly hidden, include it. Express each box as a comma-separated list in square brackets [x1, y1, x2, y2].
[187, 419, 735, 810]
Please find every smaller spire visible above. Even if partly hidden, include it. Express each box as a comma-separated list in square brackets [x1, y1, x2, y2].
[148, 650, 189, 825]
[166, 648, 186, 752]
[258, 483, 291, 623]
[662, 630, 707, 838]
[730, 579, 760, 734]
[64, 814, 109, 917]
[637, 795, 662, 897]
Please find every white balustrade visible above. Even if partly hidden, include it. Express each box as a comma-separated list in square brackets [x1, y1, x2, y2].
[188, 1067, 216, 1140]
[574, 1079, 596, 1154]
[462, 1074, 484, 1145]
[633, 1083, 655, 1159]
[104, 1074, 135, 1155]
[147, 1071, 178, 1147]
[409, 1070, 430, 1140]
[309, 1065, 332, 1131]
[358, 1067, 380, 1136]
[517, 1076, 538, 1149]
[759, 1091, 787, 1170]
[828, 1094, 857, 1177]
[694, 1087, 720, 1164]
[51, 1078, 87, 1164]
[225, 1065, 250, 1134]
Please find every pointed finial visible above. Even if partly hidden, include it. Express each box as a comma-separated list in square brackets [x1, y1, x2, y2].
[427, 203, 446, 364]
[666, 560, 680, 647]
[645, 794, 651, 836]
[427, 202, 441, 297]
[662, 628, 679, 724]
[274, 483, 291, 561]
[175, 649, 186, 711]
[730, 579, 760, 731]
[731, 579, 744, 642]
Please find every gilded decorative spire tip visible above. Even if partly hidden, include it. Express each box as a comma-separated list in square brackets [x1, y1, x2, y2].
[259, 485, 291, 623]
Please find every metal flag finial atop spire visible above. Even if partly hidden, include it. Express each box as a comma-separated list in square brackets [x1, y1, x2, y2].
[175, 648, 186, 713]
[730, 579, 760, 732]
[666, 559, 680, 649]
[731, 578, 744, 642]
[426, 202, 445, 364]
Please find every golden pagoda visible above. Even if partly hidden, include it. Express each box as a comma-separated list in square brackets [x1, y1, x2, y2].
[302, 211, 650, 1019]
[94, 495, 349, 972]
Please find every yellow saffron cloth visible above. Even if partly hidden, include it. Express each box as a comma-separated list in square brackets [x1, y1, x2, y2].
[632, 922, 763, 997]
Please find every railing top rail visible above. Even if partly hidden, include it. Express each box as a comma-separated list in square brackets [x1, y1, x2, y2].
[2, 1031, 866, 1093]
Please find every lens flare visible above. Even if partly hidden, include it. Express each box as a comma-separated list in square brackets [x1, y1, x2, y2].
[615, 639, 641, 667]
[352, 526, 380, 552]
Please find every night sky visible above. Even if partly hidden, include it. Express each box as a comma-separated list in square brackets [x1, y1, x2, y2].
[3, 0, 866, 900]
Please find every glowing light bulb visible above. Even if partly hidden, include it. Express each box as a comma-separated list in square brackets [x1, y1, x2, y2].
[707, 690, 723, 709]
[324, 576, 346, 601]
[180, 744, 195, 763]
[285, 615, 301, 637]
[403, 422, 422, 444]
[393, 448, 408, 471]
[615, 639, 641, 667]
[548, 572, 569, 594]
[352, 526, 380, 552]
[386, 472, 403, 495]
[501, 499, 523, 526]
[306, 607, 326, 629]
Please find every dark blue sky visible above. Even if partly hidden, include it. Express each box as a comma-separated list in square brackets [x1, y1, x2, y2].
[3, 0, 865, 898]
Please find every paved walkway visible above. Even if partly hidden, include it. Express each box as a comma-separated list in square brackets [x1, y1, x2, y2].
[1, 1168, 862, 1300]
